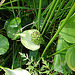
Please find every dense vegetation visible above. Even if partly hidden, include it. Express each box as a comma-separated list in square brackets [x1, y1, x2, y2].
[0, 0, 75, 75]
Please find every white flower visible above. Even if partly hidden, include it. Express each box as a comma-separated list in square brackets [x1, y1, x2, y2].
[20, 29, 40, 51]
[5, 68, 31, 75]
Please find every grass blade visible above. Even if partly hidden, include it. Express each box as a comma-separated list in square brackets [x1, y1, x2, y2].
[41, 3, 75, 57]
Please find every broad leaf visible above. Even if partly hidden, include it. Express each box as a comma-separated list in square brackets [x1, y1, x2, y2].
[4, 17, 21, 40]
[59, 13, 75, 43]
[53, 36, 71, 73]
[0, 34, 9, 55]
[65, 46, 75, 71]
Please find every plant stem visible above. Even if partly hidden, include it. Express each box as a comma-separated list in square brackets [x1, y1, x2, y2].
[47, 0, 65, 32]
[41, 3, 75, 57]
[33, 0, 37, 17]
[0, 7, 30, 10]
[12, 41, 15, 69]
[0, 0, 17, 7]
[48, 44, 75, 58]
[0, 66, 6, 71]
[41, 0, 56, 32]
[42, 0, 59, 35]
[10, 0, 15, 17]
[17, 0, 20, 17]
[42, 2, 52, 16]
[38, 0, 42, 31]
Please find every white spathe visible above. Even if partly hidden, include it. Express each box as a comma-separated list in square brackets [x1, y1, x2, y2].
[5, 68, 31, 75]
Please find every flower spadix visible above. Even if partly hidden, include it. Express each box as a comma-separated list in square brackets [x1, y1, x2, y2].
[20, 29, 44, 51]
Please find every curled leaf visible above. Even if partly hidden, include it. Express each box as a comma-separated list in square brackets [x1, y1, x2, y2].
[20, 29, 40, 51]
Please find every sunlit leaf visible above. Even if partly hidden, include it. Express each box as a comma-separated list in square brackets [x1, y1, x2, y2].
[20, 29, 40, 51]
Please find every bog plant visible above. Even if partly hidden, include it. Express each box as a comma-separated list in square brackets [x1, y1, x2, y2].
[0, 0, 75, 75]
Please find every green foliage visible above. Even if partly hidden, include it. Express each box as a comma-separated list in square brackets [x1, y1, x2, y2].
[4, 17, 21, 40]
[26, 0, 47, 8]
[59, 13, 75, 43]
[0, 34, 9, 55]
[19, 52, 52, 75]
[66, 46, 75, 71]
[0, 0, 75, 75]
[53, 36, 72, 74]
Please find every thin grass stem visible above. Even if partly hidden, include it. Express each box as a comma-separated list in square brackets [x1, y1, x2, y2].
[33, 0, 37, 17]
[12, 41, 15, 69]
[0, 0, 17, 7]
[47, 0, 65, 32]
[42, 0, 59, 35]
[41, 0, 56, 32]
[42, 2, 52, 16]
[17, 0, 20, 17]
[47, 44, 75, 58]
[38, 0, 42, 31]
[10, 0, 15, 17]
[41, 3, 75, 57]
[0, 7, 30, 10]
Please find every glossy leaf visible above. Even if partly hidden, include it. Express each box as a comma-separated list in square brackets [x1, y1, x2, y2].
[65, 46, 75, 71]
[9, 17, 21, 28]
[0, 34, 9, 55]
[20, 29, 40, 51]
[59, 13, 75, 43]
[4, 17, 21, 40]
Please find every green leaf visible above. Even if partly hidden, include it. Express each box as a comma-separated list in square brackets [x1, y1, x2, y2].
[9, 17, 21, 28]
[4, 17, 21, 40]
[0, 34, 9, 55]
[59, 13, 75, 43]
[20, 29, 40, 51]
[7, 24, 21, 40]
[53, 36, 71, 73]
[65, 46, 75, 71]
[4, 19, 11, 30]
